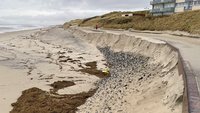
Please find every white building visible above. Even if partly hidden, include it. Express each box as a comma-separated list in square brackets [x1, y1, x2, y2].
[151, 0, 200, 16]
[122, 14, 134, 17]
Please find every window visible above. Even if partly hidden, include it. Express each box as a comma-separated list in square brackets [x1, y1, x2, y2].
[196, 1, 200, 5]
[164, 3, 175, 8]
[194, 1, 197, 5]
[154, 4, 163, 9]
[176, 2, 186, 7]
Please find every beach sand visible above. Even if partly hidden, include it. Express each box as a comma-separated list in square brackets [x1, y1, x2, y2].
[0, 26, 183, 113]
[0, 27, 107, 113]
[70, 27, 184, 113]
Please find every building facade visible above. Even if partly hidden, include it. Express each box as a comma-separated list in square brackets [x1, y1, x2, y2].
[151, 0, 200, 16]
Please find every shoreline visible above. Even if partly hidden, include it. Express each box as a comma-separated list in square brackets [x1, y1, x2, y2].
[0, 25, 46, 34]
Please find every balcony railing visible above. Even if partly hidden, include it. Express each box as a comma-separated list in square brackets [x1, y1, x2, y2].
[150, 0, 176, 5]
[150, 7, 175, 13]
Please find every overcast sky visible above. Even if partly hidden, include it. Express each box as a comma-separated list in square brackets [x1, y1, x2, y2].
[0, 0, 150, 25]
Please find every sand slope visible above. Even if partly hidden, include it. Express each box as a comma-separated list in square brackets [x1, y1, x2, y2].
[69, 27, 184, 113]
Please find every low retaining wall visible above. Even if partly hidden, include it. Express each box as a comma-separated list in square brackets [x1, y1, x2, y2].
[166, 42, 200, 113]
[166, 43, 189, 113]
[181, 58, 200, 113]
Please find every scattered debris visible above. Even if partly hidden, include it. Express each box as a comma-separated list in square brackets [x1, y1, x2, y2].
[77, 56, 84, 59]
[58, 56, 80, 64]
[50, 81, 75, 93]
[68, 50, 73, 53]
[57, 51, 66, 54]
[46, 53, 52, 58]
[78, 61, 110, 78]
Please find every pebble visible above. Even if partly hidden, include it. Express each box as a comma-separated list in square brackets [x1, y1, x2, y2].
[77, 47, 162, 113]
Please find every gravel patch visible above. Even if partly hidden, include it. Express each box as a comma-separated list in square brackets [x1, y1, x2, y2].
[77, 47, 182, 113]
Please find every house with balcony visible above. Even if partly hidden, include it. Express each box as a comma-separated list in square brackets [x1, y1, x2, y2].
[175, 0, 200, 12]
[151, 0, 200, 16]
[150, 0, 176, 16]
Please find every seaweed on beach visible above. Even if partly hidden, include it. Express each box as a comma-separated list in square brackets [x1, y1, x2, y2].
[50, 81, 76, 93]
[78, 61, 110, 78]
[11, 80, 95, 113]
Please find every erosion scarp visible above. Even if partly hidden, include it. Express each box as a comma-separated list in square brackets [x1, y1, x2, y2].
[69, 27, 184, 113]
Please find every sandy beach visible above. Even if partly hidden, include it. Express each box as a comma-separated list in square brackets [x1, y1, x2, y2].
[0, 26, 108, 113]
[0, 26, 184, 113]
[3, 0, 200, 112]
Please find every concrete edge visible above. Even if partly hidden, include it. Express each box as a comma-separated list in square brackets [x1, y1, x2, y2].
[166, 43, 200, 113]
[182, 61, 200, 113]
[129, 29, 200, 39]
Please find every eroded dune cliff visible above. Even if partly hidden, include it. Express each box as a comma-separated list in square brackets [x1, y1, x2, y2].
[69, 27, 184, 113]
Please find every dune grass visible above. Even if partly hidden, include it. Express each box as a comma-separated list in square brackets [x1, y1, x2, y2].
[65, 10, 200, 34]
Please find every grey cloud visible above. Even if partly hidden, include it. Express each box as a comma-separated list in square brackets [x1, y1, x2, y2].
[0, 0, 150, 25]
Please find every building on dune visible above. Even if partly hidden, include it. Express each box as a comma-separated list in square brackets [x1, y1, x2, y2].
[150, 0, 200, 16]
